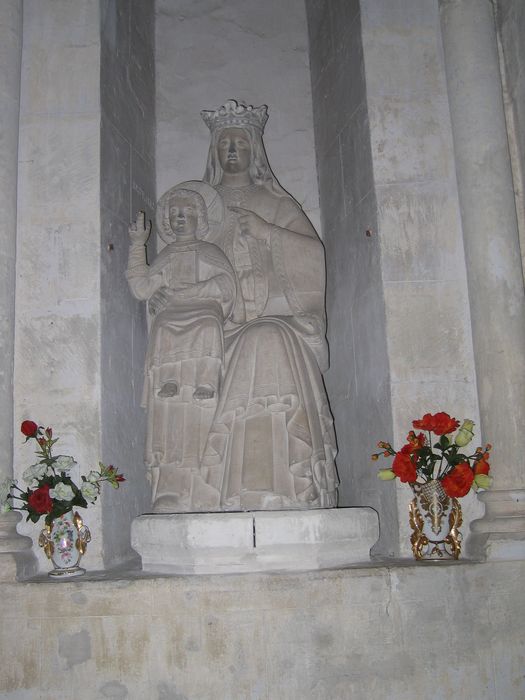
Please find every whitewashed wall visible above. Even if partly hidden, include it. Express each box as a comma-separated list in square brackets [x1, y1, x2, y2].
[497, 0, 525, 274]
[307, 0, 397, 555]
[14, 0, 104, 571]
[2, 561, 524, 699]
[361, 0, 482, 555]
[307, 0, 483, 556]
[155, 0, 320, 232]
[13, 0, 156, 571]
[99, 0, 156, 567]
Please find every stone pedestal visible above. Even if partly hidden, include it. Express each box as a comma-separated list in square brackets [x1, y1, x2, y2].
[131, 508, 379, 574]
[0, 512, 36, 582]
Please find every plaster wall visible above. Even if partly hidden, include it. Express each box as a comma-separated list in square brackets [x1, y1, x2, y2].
[308, 0, 482, 556]
[13, 0, 156, 571]
[361, 0, 482, 554]
[497, 0, 525, 273]
[155, 0, 320, 232]
[0, 0, 22, 481]
[1, 561, 523, 699]
[14, 0, 104, 571]
[99, 0, 156, 567]
[306, 0, 396, 554]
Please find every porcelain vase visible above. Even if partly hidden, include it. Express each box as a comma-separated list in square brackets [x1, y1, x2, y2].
[38, 511, 91, 578]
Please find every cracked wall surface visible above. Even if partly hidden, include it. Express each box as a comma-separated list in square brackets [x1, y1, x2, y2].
[1, 562, 524, 698]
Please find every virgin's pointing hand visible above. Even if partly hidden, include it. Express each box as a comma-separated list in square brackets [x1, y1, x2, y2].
[229, 206, 271, 243]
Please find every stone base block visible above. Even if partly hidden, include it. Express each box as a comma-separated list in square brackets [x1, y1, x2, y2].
[468, 489, 525, 561]
[0, 511, 37, 581]
[131, 508, 379, 574]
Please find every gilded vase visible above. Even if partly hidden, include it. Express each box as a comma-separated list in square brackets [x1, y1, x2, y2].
[409, 480, 462, 560]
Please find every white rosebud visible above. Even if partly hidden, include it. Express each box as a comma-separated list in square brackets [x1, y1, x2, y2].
[22, 463, 47, 484]
[81, 481, 99, 503]
[55, 455, 76, 473]
[86, 470, 100, 484]
[49, 482, 75, 502]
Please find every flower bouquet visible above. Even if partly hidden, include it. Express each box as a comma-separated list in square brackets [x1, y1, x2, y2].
[372, 412, 492, 559]
[0, 420, 125, 576]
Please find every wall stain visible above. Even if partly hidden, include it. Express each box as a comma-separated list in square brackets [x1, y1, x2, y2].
[58, 628, 92, 669]
[100, 680, 128, 698]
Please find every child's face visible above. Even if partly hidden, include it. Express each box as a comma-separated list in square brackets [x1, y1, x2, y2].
[168, 195, 198, 238]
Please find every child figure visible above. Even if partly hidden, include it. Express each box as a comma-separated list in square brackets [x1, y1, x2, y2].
[126, 186, 236, 511]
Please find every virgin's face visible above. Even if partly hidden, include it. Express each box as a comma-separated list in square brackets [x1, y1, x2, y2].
[217, 128, 251, 174]
[168, 195, 198, 238]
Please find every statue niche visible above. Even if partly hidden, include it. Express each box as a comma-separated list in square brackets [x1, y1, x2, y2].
[127, 100, 338, 513]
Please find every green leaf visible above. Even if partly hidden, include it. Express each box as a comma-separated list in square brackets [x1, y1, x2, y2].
[440, 435, 450, 449]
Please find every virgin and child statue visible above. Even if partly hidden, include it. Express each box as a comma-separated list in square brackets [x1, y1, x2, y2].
[127, 99, 338, 513]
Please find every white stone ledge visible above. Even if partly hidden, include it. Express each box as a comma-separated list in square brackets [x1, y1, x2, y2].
[131, 507, 379, 574]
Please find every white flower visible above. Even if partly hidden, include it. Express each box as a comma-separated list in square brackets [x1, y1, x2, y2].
[54, 455, 76, 473]
[85, 470, 100, 484]
[49, 482, 75, 502]
[81, 481, 99, 503]
[22, 463, 47, 484]
[0, 477, 15, 506]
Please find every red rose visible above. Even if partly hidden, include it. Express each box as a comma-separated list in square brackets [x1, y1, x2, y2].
[27, 484, 53, 514]
[412, 413, 434, 431]
[392, 452, 417, 483]
[21, 420, 38, 438]
[441, 463, 474, 498]
[431, 412, 460, 435]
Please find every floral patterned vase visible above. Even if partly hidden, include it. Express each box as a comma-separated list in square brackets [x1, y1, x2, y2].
[38, 511, 91, 577]
[409, 480, 462, 560]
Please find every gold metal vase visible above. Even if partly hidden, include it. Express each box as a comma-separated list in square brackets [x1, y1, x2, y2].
[409, 480, 462, 560]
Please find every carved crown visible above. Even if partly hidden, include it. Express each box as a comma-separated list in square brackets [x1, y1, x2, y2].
[201, 99, 268, 134]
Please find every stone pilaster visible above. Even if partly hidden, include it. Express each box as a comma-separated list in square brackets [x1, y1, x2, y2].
[440, 0, 525, 559]
[0, 0, 36, 580]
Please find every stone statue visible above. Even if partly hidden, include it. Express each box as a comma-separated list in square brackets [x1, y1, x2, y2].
[128, 100, 338, 512]
[126, 187, 237, 511]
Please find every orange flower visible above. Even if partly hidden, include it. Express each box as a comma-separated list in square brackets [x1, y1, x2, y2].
[431, 412, 460, 435]
[392, 452, 417, 483]
[412, 413, 434, 431]
[442, 463, 474, 498]
[412, 412, 460, 435]
[474, 457, 490, 476]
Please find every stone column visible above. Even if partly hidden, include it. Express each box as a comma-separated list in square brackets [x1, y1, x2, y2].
[440, 0, 525, 559]
[0, 0, 36, 580]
